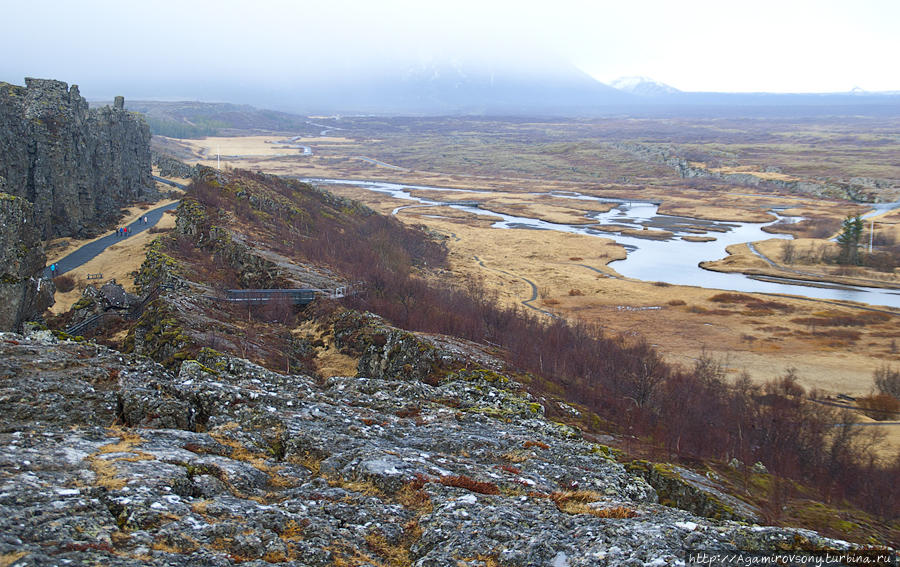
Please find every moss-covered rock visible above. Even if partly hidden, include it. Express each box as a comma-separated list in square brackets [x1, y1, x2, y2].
[626, 459, 760, 522]
[126, 300, 195, 368]
[358, 327, 445, 383]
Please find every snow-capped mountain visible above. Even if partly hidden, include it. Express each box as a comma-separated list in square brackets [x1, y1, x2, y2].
[610, 76, 680, 97]
[848, 86, 900, 96]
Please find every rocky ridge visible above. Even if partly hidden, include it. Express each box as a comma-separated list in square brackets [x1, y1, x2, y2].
[0, 77, 154, 239]
[152, 153, 198, 179]
[609, 142, 890, 202]
[0, 328, 859, 566]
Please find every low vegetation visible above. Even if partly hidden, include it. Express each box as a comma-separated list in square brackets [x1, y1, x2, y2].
[874, 364, 900, 398]
[52, 274, 76, 293]
[159, 169, 899, 532]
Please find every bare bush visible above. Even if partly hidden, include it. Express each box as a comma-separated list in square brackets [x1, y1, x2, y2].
[857, 394, 900, 421]
[874, 364, 900, 398]
[53, 274, 76, 293]
[780, 239, 795, 264]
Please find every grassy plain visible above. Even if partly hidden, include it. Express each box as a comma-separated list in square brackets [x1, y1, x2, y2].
[159, 115, 900, 406]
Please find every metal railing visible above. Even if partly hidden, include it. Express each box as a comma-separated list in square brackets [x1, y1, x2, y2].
[63, 284, 173, 336]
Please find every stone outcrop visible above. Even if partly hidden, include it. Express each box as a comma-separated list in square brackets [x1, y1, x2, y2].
[0, 77, 154, 239]
[151, 153, 196, 179]
[0, 192, 53, 330]
[610, 142, 887, 202]
[626, 460, 761, 522]
[0, 329, 863, 565]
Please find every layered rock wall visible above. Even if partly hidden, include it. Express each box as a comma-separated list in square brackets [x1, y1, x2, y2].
[0, 77, 154, 238]
[0, 192, 53, 330]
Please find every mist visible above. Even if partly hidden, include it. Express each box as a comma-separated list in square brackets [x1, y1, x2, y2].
[2, 0, 899, 114]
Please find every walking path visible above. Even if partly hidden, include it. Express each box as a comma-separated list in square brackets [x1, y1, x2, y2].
[472, 255, 558, 319]
[45, 200, 179, 278]
[353, 156, 411, 172]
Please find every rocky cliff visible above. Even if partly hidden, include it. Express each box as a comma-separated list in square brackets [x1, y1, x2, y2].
[0, 191, 53, 331]
[0, 78, 154, 239]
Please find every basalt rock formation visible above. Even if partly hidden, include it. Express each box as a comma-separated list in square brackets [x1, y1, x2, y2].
[0, 191, 53, 331]
[151, 153, 197, 179]
[0, 77, 154, 239]
[0, 328, 861, 566]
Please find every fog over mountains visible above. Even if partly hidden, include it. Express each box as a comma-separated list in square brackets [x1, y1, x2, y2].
[610, 77, 681, 97]
[231, 59, 900, 117]
[67, 57, 900, 118]
[146, 55, 900, 117]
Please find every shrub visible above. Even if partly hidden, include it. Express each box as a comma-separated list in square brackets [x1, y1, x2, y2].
[438, 475, 499, 495]
[874, 364, 900, 398]
[856, 394, 900, 421]
[550, 491, 638, 518]
[53, 274, 76, 292]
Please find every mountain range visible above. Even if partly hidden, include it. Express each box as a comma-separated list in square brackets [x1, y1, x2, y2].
[81, 59, 900, 118]
[267, 63, 900, 116]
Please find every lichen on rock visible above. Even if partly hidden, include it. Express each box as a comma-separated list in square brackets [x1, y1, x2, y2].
[0, 328, 864, 565]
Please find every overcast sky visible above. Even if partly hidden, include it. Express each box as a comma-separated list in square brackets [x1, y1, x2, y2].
[1, 0, 898, 101]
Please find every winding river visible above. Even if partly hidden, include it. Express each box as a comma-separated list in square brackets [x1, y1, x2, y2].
[305, 178, 900, 310]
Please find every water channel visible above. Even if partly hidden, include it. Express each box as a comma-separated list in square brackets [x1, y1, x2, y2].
[305, 178, 900, 310]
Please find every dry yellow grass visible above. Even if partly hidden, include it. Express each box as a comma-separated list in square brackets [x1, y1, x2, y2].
[293, 321, 359, 377]
[182, 135, 315, 157]
[279, 519, 306, 542]
[0, 552, 28, 567]
[708, 165, 799, 182]
[88, 428, 147, 490]
[550, 490, 638, 518]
